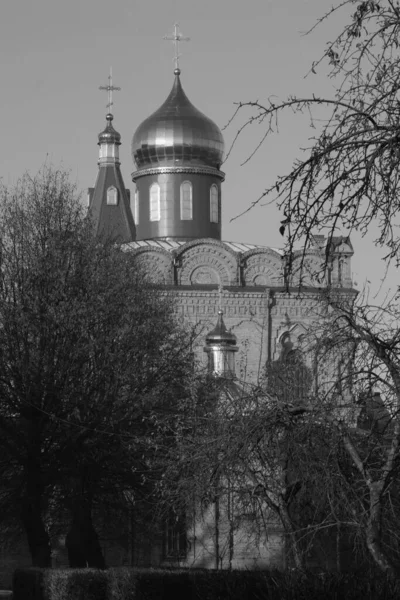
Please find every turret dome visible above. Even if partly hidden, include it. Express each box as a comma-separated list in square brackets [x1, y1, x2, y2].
[132, 69, 224, 170]
[206, 310, 237, 347]
[204, 309, 238, 379]
[98, 113, 121, 145]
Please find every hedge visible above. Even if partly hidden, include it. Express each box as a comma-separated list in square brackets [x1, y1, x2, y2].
[12, 567, 400, 600]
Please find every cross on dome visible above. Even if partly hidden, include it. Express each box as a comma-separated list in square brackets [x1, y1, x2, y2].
[163, 23, 190, 72]
[99, 68, 121, 115]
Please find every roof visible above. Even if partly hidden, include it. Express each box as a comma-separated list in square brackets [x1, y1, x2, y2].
[124, 239, 285, 255]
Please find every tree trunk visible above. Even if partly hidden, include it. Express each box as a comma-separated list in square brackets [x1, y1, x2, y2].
[21, 491, 51, 567]
[278, 499, 303, 570]
[366, 483, 396, 576]
[66, 494, 105, 569]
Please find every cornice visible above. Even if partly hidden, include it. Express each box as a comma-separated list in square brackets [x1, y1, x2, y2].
[131, 165, 225, 182]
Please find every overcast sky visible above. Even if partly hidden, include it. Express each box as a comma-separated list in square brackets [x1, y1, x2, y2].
[0, 0, 392, 297]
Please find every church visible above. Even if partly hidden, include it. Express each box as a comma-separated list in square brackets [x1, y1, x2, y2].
[87, 44, 356, 568]
[88, 63, 355, 386]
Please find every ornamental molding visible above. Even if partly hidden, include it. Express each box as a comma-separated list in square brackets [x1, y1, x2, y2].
[178, 245, 238, 286]
[135, 251, 173, 285]
[173, 238, 240, 261]
[241, 247, 284, 261]
[131, 165, 225, 182]
[127, 245, 172, 259]
[243, 252, 284, 287]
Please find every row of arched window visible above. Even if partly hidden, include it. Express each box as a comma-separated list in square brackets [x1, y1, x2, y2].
[132, 182, 220, 224]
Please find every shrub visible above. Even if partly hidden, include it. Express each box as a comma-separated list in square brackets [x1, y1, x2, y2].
[12, 567, 400, 600]
[13, 569, 45, 600]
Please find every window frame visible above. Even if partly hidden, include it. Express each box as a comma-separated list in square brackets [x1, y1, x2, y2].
[149, 183, 161, 222]
[210, 184, 219, 223]
[180, 180, 193, 221]
[106, 185, 118, 206]
[134, 189, 139, 224]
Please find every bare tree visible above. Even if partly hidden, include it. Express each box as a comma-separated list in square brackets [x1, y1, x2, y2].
[158, 292, 400, 575]
[227, 0, 400, 267]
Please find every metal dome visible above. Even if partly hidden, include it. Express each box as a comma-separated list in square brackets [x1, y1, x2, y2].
[206, 310, 237, 347]
[132, 70, 224, 170]
[98, 114, 121, 145]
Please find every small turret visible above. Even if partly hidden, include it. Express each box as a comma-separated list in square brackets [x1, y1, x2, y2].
[88, 71, 135, 243]
[98, 113, 121, 165]
[204, 310, 238, 378]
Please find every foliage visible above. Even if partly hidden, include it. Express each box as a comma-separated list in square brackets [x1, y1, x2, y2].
[227, 0, 400, 267]
[0, 165, 195, 567]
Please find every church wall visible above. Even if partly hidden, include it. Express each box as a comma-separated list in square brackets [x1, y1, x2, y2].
[173, 496, 285, 570]
[174, 288, 335, 385]
[175, 289, 270, 383]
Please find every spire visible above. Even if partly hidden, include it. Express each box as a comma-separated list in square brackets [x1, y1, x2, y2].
[87, 71, 135, 243]
[204, 307, 238, 379]
[98, 69, 122, 162]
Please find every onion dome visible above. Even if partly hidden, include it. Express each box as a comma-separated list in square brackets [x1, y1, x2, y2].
[132, 69, 224, 170]
[206, 310, 237, 347]
[204, 310, 238, 378]
[98, 113, 121, 145]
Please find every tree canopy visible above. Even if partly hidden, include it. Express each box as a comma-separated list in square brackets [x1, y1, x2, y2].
[0, 166, 195, 567]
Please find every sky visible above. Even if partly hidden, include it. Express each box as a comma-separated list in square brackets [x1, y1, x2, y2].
[0, 0, 392, 297]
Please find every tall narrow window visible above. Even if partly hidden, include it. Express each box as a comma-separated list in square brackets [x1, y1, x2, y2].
[150, 183, 160, 221]
[210, 184, 218, 223]
[164, 512, 187, 559]
[180, 181, 193, 220]
[107, 186, 118, 205]
[134, 189, 139, 224]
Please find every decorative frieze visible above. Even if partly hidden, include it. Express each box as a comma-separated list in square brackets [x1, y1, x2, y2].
[178, 244, 238, 286]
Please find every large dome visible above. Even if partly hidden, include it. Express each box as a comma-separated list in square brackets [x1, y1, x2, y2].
[132, 69, 224, 170]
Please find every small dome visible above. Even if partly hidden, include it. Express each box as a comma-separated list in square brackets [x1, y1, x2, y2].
[206, 310, 237, 346]
[132, 70, 224, 170]
[98, 114, 121, 145]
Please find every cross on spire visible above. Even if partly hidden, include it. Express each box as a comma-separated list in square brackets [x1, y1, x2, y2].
[218, 283, 224, 313]
[99, 67, 121, 115]
[163, 23, 190, 71]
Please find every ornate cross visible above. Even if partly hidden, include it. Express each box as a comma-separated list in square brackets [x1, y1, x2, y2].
[218, 283, 224, 313]
[99, 68, 121, 114]
[163, 23, 190, 71]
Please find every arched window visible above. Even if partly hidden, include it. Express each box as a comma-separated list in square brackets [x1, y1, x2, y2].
[150, 183, 160, 221]
[180, 181, 193, 220]
[107, 186, 118, 205]
[267, 333, 312, 405]
[210, 184, 218, 223]
[134, 189, 139, 224]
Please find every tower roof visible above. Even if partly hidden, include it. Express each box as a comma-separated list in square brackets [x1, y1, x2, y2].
[98, 113, 121, 145]
[205, 310, 237, 347]
[131, 70, 224, 170]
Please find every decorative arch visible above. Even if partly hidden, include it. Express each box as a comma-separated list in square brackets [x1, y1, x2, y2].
[175, 240, 239, 286]
[131, 247, 173, 285]
[289, 253, 325, 287]
[242, 248, 284, 287]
